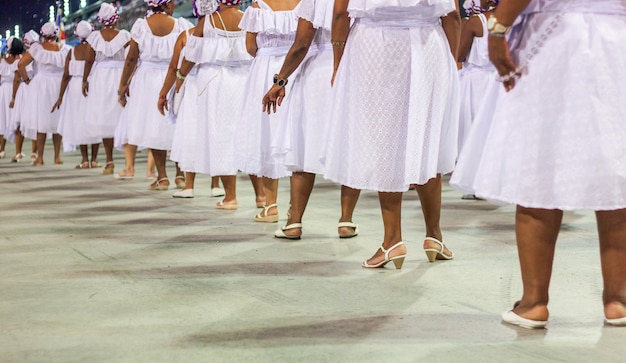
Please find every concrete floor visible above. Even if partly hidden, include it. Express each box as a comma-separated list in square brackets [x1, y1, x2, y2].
[1, 150, 624, 362]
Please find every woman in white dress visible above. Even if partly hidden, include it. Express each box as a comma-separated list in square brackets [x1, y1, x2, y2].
[0, 37, 25, 159]
[53, 21, 101, 169]
[261, 0, 361, 239]
[234, 0, 301, 222]
[325, 0, 461, 268]
[173, 0, 265, 206]
[8, 31, 38, 163]
[115, 0, 192, 189]
[84, 3, 131, 175]
[16, 22, 71, 166]
[452, 0, 626, 328]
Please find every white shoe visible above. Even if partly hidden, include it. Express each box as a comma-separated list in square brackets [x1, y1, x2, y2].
[501, 310, 548, 329]
[605, 316, 626, 327]
[173, 189, 194, 198]
[0, 151, 5, 159]
[211, 187, 225, 197]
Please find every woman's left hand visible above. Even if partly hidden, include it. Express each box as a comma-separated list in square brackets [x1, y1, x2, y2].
[157, 94, 168, 116]
[51, 99, 62, 113]
[488, 35, 518, 91]
[262, 85, 286, 115]
[82, 81, 89, 97]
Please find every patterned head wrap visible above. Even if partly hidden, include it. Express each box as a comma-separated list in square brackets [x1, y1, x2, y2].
[217, 0, 242, 5]
[75, 21, 94, 40]
[98, 3, 120, 26]
[40, 22, 59, 38]
[23, 30, 40, 46]
[192, 0, 219, 17]
[144, 0, 172, 7]
[463, 0, 498, 15]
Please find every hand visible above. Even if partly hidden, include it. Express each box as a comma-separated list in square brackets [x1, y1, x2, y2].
[51, 99, 62, 113]
[9, 99, 15, 109]
[261, 85, 286, 115]
[488, 35, 518, 92]
[118, 85, 129, 107]
[175, 78, 184, 93]
[82, 81, 89, 97]
[157, 95, 169, 116]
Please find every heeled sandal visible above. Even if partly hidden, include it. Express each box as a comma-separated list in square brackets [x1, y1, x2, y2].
[255, 203, 278, 223]
[102, 162, 114, 175]
[274, 223, 302, 240]
[149, 178, 169, 191]
[338, 221, 358, 238]
[423, 237, 453, 262]
[75, 161, 90, 169]
[362, 241, 406, 269]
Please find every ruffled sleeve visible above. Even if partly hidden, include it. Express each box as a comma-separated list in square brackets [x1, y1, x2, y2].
[87, 30, 131, 58]
[239, 1, 300, 34]
[347, 0, 456, 19]
[297, 0, 333, 30]
[29, 43, 70, 68]
[131, 17, 192, 61]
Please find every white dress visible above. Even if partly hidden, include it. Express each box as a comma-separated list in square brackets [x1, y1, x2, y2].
[56, 49, 101, 151]
[172, 15, 252, 176]
[21, 42, 71, 140]
[86, 30, 131, 139]
[322, 0, 460, 192]
[114, 17, 192, 151]
[0, 57, 19, 138]
[451, 0, 626, 211]
[457, 12, 496, 153]
[233, 0, 301, 179]
[8, 62, 35, 143]
[271, 0, 333, 175]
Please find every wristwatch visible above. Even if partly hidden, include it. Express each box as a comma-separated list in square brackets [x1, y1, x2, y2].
[487, 15, 511, 37]
[273, 74, 288, 87]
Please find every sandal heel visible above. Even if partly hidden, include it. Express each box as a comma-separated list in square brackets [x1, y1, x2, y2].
[424, 250, 438, 263]
[392, 257, 405, 269]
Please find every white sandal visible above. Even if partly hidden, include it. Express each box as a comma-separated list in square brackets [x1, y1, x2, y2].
[274, 223, 302, 240]
[423, 237, 453, 262]
[362, 241, 406, 269]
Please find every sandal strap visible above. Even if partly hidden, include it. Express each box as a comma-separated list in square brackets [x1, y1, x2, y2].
[381, 241, 405, 259]
[424, 237, 444, 253]
[338, 221, 357, 228]
[281, 223, 302, 231]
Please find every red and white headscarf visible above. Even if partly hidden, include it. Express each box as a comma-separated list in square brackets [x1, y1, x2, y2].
[97, 3, 120, 26]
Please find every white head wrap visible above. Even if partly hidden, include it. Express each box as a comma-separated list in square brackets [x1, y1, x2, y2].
[40, 22, 59, 37]
[23, 30, 40, 46]
[98, 3, 120, 25]
[75, 21, 93, 40]
[193, 0, 219, 16]
[6, 36, 15, 51]
[144, 0, 171, 7]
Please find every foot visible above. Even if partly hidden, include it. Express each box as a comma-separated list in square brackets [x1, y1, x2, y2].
[90, 161, 101, 168]
[175, 176, 186, 189]
[605, 302, 626, 325]
[146, 172, 156, 180]
[255, 203, 278, 223]
[211, 187, 225, 197]
[54, 158, 63, 165]
[75, 161, 90, 169]
[114, 170, 135, 180]
[173, 189, 194, 198]
[502, 301, 549, 329]
[423, 237, 453, 262]
[11, 153, 25, 162]
[0, 150, 5, 159]
[363, 241, 407, 269]
[30, 153, 36, 161]
[102, 162, 114, 175]
[275, 221, 302, 239]
[338, 221, 358, 238]
[149, 178, 169, 191]
[216, 199, 238, 210]
[256, 197, 266, 208]
[33, 158, 44, 166]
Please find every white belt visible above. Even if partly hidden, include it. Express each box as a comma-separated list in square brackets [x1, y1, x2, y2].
[138, 60, 169, 70]
[256, 46, 292, 57]
[357, 17, 439, 28]
[95, 60, 124, 69]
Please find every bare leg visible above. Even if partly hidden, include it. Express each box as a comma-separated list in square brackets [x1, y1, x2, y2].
[364, 192, 406, 265]
[596, 209, 626, 321]
[14, 129, 24, 157]
[280, 172, 315, 237]
[211, 176, 220, 188]
[512, 206, 563, 321]
[0, 135, 5, 154]
[249, 174, 266, 207]
[118, 144, 137, 177]
[258, 177, 279, 217]
[183, 172, 195, 190]
[52, 133, 62, 164]
[31, 140, 37, 156]
[220, 175, 237, 205]
[151, 149, 169, 187]
[146, 149, 156, 178]
[103, 138, 114, 164]
[34, 132, 46, 165]
[339, 185, 361, 237]
[416, 174, 453, 256]
[79, 145, 89, 165]
[90, 143, 100, 167]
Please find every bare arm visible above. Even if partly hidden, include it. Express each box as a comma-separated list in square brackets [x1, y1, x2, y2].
[331, 0, 350, 83]
[441, 2, 462, 60]
[157, 30, 188, 115]
[489, 0, 532, 91]
[17, 52, 34, 84]
[457, 16, 481, 63]
[118, 39, 139, 106]
[51, 52, 72, 112]
[246, 32, 258, 57]
[82, 46, 96, 96]
[9, 71, 21, 108]
[261, 18, 316, 114]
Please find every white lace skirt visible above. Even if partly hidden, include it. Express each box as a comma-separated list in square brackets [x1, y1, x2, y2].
[457, 66, 496, 154]
[272, 48, 332, 175]
[451, 12, 626, 210]
[322, 21, 460, 192]
[21, 75, 63, 139]
[87, 65, 125, 139]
